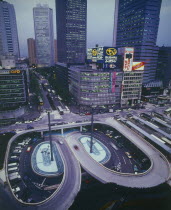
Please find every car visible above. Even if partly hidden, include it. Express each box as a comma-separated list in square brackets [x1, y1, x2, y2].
[114, 135, 121, 139]
[12, 187, 20, 193]
[125, 152, 132, 159]
[26, 146, 32, 152]
[58, 140, 63, 145]
[74, 145, 79, 150]
[85, 113, 91, 115]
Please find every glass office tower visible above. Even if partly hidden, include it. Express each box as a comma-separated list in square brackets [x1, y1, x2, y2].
[113, 0, 162, 83]
[0, 1, 20, 59]
[56, 0, 87, 64]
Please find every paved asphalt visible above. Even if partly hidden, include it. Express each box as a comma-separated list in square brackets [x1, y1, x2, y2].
[1, 133, 81, 210]
[65, 119, 170, 188]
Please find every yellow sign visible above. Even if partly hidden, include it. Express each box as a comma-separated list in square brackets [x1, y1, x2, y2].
[10, 70, 21, 74]
[106, 48, 117, 56]
[92, 49, 98, 56]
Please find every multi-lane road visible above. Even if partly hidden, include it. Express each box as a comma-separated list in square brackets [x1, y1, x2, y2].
[0, 103, 171, 209]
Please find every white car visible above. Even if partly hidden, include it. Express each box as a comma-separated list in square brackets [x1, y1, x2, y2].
[12, 187, 20, 193]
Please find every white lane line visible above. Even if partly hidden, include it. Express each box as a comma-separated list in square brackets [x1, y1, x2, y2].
[122, 156, 126, 164]
[129, 159, 132, 164]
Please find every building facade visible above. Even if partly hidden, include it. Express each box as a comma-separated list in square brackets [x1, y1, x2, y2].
[0, 1, 20, 59]
[27, 38, 36, 67]
[69, 66, 123, 109]
[0, 69, 28, 110]
[33, 4, 54, 67]
[56, 0, 87, 64]
[113, 0, 162, 84]
[156, 46, 171, 88]
[121, 71, 144, 107]
[1, 54, 16, 69]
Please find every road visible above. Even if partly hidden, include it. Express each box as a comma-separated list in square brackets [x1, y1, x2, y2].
[65, 119, 170, 188]
[1, 132, 81, 210]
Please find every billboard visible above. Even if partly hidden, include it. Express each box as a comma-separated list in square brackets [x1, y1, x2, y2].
[132, 62, 145, 71]
[0, 69, 21, 74]
[97, 47, 118, 69]
[87, 48, 98, 62]
[123, 48, 134, 71]
[87, 46, 118, 69]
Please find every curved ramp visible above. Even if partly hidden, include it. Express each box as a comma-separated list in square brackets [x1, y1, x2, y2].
[66, 119, 170, 188]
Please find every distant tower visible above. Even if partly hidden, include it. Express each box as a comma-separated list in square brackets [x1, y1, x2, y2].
[33, 4, 54, 67]
[56, 0, 87, 64]
[54, 39, 58, 64]
[27, 38, 36, 66]
[0, 1, 20, 59]
[113, 0, 162, 84]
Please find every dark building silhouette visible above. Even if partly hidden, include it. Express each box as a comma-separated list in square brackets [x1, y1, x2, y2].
[113, 0, 162, 84]
[156, 46, 171, 88]
[56, 0, 87, 64]
[0, 1, 20, 59]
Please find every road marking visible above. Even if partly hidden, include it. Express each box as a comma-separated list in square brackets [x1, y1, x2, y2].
[129, 159, 132, 164]
[122, 156, 126, 164]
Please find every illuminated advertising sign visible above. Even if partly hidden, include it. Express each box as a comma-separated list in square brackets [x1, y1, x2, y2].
[109, 72, 116, 93]
[87, 46, 118, 68]
[10, 70, 21, 74]
[0, 69, 21, 74]
[123, 48, 134, 71]
[97, 47, 118, 69]
[132, 62, 145, 71]
[87, 48, 98, 62]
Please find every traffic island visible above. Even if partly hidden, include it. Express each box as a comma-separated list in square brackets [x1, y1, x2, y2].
[31, 141, 64, 177]
[79, 136, 111, 164]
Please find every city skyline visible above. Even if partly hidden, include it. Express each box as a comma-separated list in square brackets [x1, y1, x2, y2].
[5, 0, 171, 57]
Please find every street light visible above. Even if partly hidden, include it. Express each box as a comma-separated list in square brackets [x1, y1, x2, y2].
[47, 111, 53, 161]
[90, 104, 96, 153]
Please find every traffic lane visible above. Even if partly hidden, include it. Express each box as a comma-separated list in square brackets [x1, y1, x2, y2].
[39, 137, 81, 210]
[92, 132, 134, 173]
[5, 136, 81, 210]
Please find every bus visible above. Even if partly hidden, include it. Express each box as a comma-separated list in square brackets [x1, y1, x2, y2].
[38, 96, 43, 106]
[164, 107, 171, 116]
[57, 106, 64, 115]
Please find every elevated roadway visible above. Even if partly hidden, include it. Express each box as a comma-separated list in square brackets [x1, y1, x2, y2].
[0, 119, 171, 209]
[65, 119, 170, 188]
[2, 131, 81, 210]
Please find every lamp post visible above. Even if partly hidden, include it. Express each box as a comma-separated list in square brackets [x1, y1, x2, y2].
[48, 111, 53, 161]
[90, 104, 95, 153]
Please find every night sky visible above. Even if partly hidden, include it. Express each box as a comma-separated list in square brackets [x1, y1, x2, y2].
[6, 0, 171, 57]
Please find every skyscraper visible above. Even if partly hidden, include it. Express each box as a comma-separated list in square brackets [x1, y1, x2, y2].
[56, 0, 87, 64]
[33, 4, 54, 67]
[0, 1, 20, 59]
[27, 38, 36, 67]
[113, 0, 162, 84]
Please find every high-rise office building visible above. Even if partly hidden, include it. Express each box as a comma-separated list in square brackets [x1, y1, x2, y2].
[156, 46, 171, 88]
[33, 4, 54, 67]
[113, 0, 162, 84]
[56, 0, 87, 64]
[27, 38, 36, 67]
[0, 1, 20, 59]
